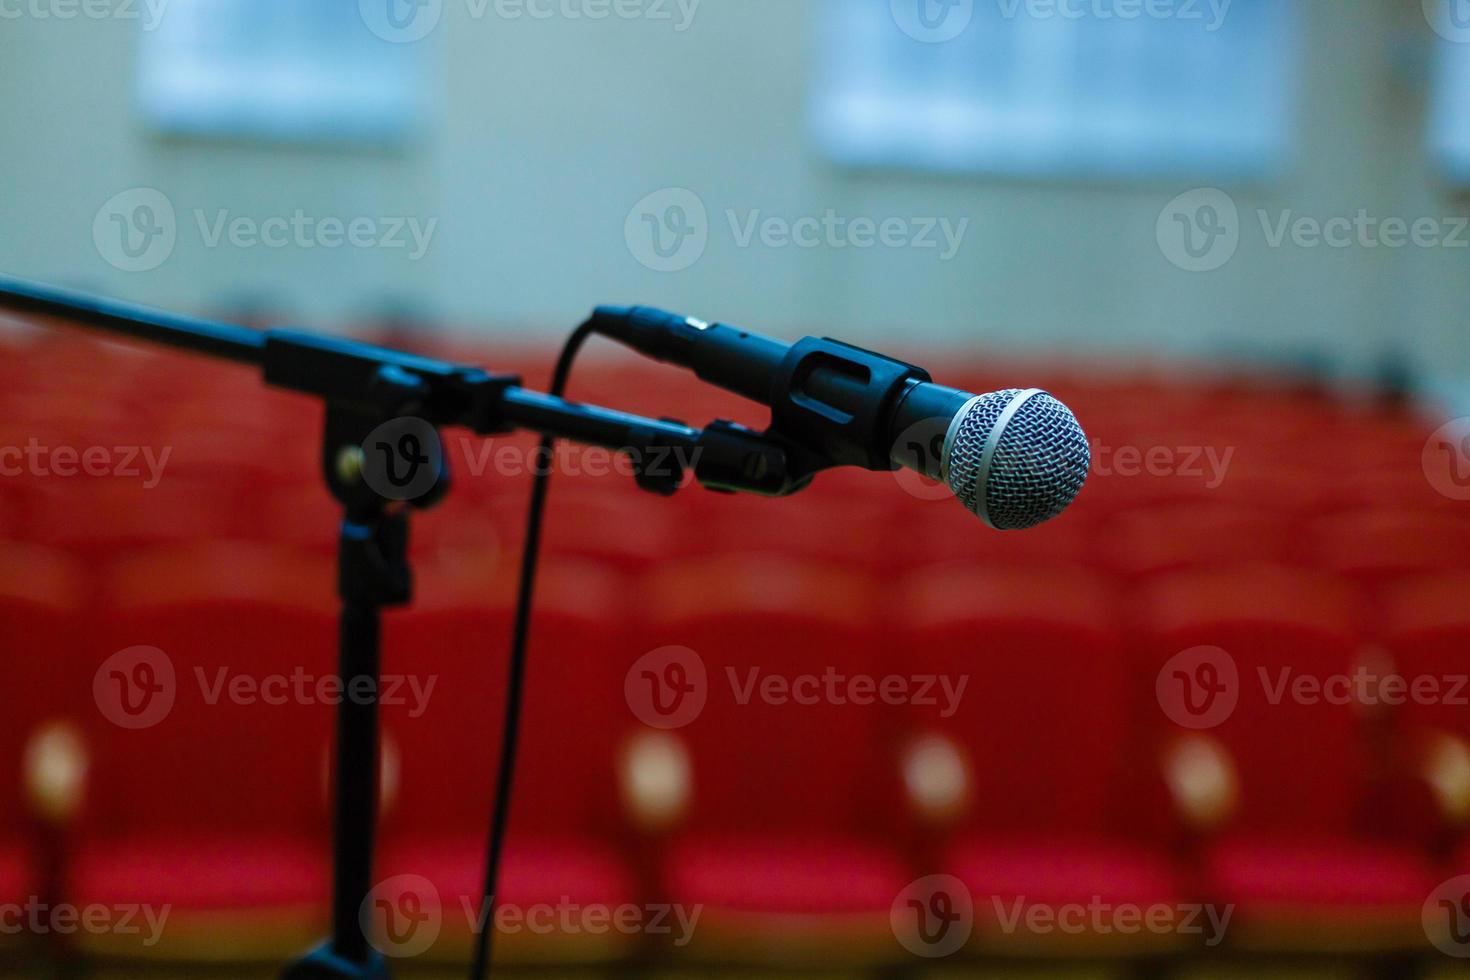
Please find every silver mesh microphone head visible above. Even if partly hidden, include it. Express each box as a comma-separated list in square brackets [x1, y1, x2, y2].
[941, 389, 1090, 531]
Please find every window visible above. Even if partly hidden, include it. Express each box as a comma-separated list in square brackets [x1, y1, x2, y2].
[811, 0, 1301, 180]
[137, 0, 425, 144]
[1430, 31, 1470, 182]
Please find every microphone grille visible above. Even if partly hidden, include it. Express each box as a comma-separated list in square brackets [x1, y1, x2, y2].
[944, 389, 1090, 531]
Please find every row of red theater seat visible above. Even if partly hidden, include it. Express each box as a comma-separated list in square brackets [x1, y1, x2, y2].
[0, 328, 1443, 447]
[1, 329, 1466, 967]
[3, 472, 1468, 615]
[3, 539, 1470, 964]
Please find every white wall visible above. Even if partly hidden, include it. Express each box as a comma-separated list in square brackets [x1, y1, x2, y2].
[0, 0, 1465, 383]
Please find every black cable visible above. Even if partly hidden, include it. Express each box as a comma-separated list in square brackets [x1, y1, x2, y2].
[470, 318, 598, 980]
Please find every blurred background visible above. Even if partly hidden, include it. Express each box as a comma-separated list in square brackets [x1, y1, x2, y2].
[2, 1, 1470, 978]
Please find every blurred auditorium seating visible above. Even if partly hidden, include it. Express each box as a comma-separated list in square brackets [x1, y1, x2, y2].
[0, 542, 88, 968]
[67, 541, 337, 962]
[636, 556, 909, 966]
[1382, 573, 1470, 866]
[378, 556, 638, 964]
[1141, 566, 1439, 954]
[0, 328, 1466, 971]
[894, 565, 1185, 959]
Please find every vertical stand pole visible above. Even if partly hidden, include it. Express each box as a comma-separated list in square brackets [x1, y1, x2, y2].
[332, 595, 381, 967]
[284, 405, 429, 980]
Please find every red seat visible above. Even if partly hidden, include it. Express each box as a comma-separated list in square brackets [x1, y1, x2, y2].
[1306, 509, 1470, 607]
[950, 837, 1180, 916]
[0, 544, 86, 918]
[893, 566, 1181, 952]
[478, 487, 676, 576]
[1380, 574, 1470, 853]
[539, 490, 677, 573]
[152, 425, 314, 500]
[0, 842, 33, 906]
[1095, 502, 1290, 577]
[680, 491, 894, 568]
[1201, 460, 1332, 518]
[70, 542, 336, 959]
[913, 504, 1093, 570]
[70, 835, 327, 912]
[1319, 467, 1466, 516]
[378, 558, 637, 962]
[31, 477, 250, 563]
[664, 835, 907, 915]
[638, 557, 908, 962]
[385, 836, 637, 914]
[1140, 565, 1438, 950]
[1204, 837, 1434, 912]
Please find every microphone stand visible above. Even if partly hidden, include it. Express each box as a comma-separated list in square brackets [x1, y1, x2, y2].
[0, 276, 816, 979]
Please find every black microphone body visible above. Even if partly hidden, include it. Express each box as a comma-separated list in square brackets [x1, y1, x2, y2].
[590, 305, 970, 478]
[588, 305, 1091, 530]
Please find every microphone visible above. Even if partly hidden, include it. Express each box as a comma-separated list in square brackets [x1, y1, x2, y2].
[586, 306, 1090, 530]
